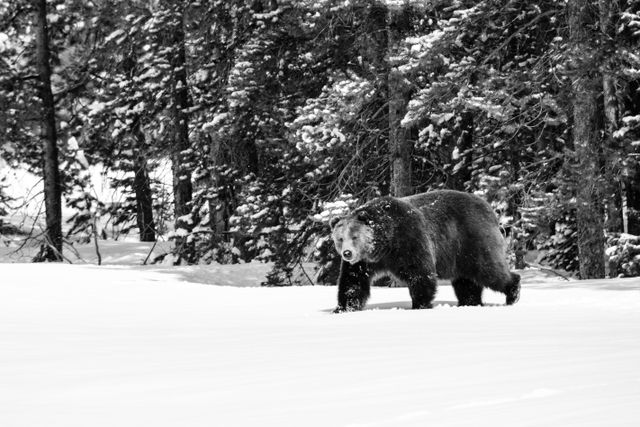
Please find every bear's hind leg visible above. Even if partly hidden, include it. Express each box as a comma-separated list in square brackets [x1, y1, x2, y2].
[398, 269, 437, 309]
[335, 260, 371, 312]
[484, 271, 521, 306]
[452, 277, 483, 306]
[505, 273, 521, 305]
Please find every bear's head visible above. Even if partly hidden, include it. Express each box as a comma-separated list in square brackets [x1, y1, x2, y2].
[330, 198, 399, 264]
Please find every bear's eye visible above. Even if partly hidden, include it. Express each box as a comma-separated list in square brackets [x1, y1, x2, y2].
[357, 212, 368, 222]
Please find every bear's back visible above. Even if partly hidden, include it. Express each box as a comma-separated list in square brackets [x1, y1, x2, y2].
[402, 190, 498, 227]
[401, 190, 505, 279]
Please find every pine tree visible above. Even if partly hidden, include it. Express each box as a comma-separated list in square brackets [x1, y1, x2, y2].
[34, 0, 63, 261]
[568, 0, 606, 278]
[166, 1, 195, 263]
[2, 0, 639, 277]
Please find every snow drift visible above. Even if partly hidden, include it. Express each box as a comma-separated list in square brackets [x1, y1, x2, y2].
[1, 263, 639, 427]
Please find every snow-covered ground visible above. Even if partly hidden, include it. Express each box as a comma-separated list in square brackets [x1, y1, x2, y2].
[1, 255, 639, 426]
[0, 236, 174, 265]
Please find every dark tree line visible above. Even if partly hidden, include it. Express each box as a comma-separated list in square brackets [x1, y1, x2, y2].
[1, 0, 640, 280]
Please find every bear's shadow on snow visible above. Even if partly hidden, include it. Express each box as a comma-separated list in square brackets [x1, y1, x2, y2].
[365, 300, 505, 310]
[365, 300, 456, 310]
[324, 300, 505, 312]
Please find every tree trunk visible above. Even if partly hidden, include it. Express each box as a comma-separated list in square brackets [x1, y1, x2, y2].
[170, 5, 194, 263]
[603, 69, 622, 232]
[388, 70, 412, 197]
[509, 138, 526, 270]
[621, 182, 629, 234]
[209, 134, 233, 244]
[34, 0, 62, 261]
[132, 122, 156, 242]
[599, 0, 623, 232]
[388, 7, 412, 197]
[569, 0, 606, 279]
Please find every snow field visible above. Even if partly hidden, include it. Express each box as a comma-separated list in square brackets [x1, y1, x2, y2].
[1, 263, 639, 426]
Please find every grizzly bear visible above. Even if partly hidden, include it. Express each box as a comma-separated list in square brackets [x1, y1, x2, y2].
[330, 190, 520, 312]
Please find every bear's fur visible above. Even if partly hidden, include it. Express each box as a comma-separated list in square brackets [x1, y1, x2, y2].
[330, 190, 521, 312]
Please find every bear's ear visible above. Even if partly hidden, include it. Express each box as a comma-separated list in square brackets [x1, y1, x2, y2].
[329, 216, 341, 229]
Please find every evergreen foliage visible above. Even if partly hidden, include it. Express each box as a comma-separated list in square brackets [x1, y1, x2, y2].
[1, 0, 640, 278]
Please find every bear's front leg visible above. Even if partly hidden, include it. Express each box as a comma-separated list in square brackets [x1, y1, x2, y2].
[398, 267, 437, 309]
[334, 260, 371, 313]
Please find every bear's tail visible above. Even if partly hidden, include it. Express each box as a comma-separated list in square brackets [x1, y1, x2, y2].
[505, 273, 521, 305]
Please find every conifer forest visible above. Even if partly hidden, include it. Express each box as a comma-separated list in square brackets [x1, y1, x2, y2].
[2, 0, 640, 282]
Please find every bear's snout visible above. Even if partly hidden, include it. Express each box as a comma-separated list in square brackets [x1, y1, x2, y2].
[342, 249, 353, 261]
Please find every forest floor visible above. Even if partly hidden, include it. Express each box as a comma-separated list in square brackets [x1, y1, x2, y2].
[1, 241, 639, 426]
